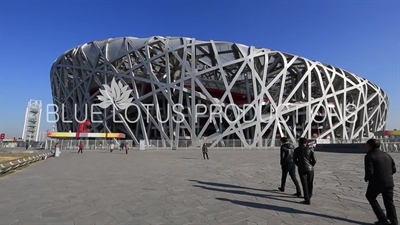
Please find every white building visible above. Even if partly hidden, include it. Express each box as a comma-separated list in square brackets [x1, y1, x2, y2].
[22, 99, 42, 141]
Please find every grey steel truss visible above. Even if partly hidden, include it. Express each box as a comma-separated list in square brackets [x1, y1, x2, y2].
[50, 36, 389, 147]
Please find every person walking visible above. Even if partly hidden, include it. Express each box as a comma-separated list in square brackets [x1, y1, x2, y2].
[364, 139, 398, 225]
[202, 143, 209, 159]
[110, 142, 115, 153]
[293, 137, 316, 205]
[25, 141, 29, 150]
[125, 144, 129, 154]
[278, 137, 301, 197]
[78, 141, 84, 153]
[54, 143, 61, 157]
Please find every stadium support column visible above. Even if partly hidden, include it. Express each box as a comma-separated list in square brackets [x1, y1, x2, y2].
[245, 71, 254, 139]
[292, 111, 297, 138]
[22, 106, 29, 141]
[342, 79, 348, 141]
[307, 68, 312, 139]
[104, 74, 108, 135]
[355, 108, 364, 139]
[190, 74, 197, 146]
[35, 106, 42, 142]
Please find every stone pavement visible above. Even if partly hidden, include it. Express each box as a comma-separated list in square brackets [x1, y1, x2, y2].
[0, 149, 399, 225]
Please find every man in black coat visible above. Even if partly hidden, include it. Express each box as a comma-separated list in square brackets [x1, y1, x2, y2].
[278, 137, 301, 196]
[293, 137, 316, 205]
[364, 139, 398, 225]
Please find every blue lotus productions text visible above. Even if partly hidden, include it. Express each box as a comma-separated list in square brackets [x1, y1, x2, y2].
[46, 103, 358, 124]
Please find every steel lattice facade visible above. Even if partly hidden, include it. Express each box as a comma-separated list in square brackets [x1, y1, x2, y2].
[50, 36, 389, 147]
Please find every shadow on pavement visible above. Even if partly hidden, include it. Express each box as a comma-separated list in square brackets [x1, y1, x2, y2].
[216, 198, 370, 225]
[190, 180, 370, 225]
[189, 179, 295, 196]
[192, 185, 299, 204]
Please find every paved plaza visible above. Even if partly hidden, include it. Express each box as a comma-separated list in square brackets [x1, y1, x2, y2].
[0, 149, 399, 225]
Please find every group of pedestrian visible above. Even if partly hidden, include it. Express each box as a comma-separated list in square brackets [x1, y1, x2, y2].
[73, 142, 129, 154]
[68, 141, 205, 157]
[110, 142, 129, 154]
[278, 137, 397, 225]
[278, 137, 316, 205]
[60, 136, 398, 224]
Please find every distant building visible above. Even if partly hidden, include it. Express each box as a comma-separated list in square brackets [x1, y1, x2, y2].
[22, 100, 42, 141]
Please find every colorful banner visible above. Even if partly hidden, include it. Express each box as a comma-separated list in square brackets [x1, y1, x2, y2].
[1, 138, 16, 142]
[46, 132, 125, 138]
[384, 130, 400, 136]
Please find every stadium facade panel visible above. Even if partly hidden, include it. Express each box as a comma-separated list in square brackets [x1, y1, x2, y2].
[50, 36, 388, 147]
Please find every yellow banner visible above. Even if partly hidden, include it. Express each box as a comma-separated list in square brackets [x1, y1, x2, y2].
[46, 132, 125, 138]
[384, 130, 400, 136]
[1, 138, 16, 142]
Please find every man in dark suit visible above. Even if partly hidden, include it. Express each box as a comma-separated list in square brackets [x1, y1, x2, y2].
[364, 139, 398, 225]
[278, 137, 301, 196]
[293, 137, 316, 205]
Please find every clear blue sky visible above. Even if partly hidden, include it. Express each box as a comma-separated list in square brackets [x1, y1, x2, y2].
[0, 0, 399, 138]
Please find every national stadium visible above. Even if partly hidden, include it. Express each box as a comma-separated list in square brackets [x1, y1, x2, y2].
[49, 36, 389, 147]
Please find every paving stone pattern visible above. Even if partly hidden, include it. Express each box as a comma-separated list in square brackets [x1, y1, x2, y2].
[0, 149, 399, 225]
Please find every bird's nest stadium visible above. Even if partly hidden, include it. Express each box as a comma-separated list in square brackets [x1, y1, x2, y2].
[50, 36, 388, 147]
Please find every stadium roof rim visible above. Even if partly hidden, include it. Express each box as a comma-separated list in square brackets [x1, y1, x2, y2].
[54, 36, 378, 89]
[58, 35, 273, 59]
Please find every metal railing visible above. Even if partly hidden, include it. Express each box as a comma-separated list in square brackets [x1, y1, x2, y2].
[0, 141, 46, 149]
[41, 138, 400, 152]
[0, 151, 54, 173]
